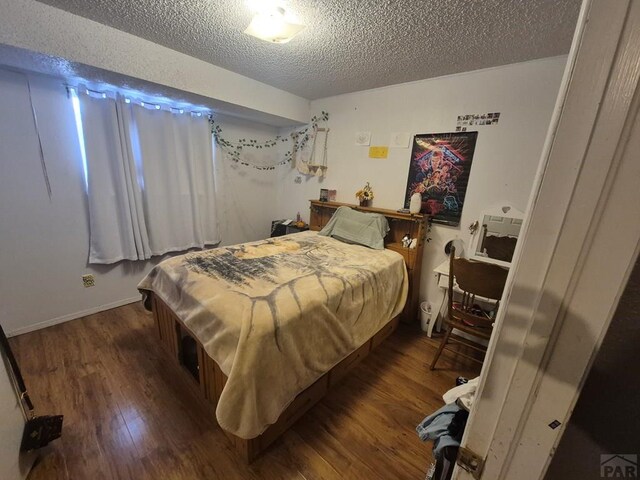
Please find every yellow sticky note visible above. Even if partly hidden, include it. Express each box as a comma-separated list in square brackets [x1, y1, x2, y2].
[368, 146, 389, 159]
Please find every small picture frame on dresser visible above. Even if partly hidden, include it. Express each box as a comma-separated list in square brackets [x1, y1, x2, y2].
[319, 189, 329, 202]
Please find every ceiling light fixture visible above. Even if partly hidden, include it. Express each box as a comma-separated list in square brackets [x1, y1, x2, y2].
[244, 6, 305, 44]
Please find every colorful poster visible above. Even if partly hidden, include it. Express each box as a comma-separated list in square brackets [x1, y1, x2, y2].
[403, 132, 478, 226]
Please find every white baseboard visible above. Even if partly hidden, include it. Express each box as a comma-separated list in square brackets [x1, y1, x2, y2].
[7, 296, 141, 337]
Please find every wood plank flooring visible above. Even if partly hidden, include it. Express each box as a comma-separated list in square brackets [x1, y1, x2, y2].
[10, 303, 479, 480]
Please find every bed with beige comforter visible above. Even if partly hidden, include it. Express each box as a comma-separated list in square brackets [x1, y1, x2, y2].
[138, 230, 407, 439]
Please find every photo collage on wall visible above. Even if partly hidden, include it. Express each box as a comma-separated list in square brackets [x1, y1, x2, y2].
[456, 112, 500, 132]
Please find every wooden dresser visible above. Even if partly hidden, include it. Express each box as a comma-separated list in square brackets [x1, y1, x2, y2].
[309, 200, 428, 323]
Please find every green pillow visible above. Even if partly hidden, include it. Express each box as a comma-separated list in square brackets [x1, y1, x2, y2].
[318, 206, 389, 250]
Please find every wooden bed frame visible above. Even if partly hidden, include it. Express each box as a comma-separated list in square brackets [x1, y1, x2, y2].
[149, 201, 428, 463]
[152, 293, 400, 463]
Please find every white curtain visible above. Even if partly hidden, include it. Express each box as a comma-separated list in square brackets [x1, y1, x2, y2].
[132, 105, 219, 254]
[78, 92, 218, 263]
[79, 94, 151, 263]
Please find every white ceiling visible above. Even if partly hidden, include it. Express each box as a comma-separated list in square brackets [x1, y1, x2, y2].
[34, 0, 581, 100]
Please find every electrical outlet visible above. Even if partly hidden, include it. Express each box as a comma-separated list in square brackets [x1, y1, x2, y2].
[294, 176, 302, 184]
[82, 274, 95, 288]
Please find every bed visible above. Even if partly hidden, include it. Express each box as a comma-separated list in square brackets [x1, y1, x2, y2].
[138, 201, 428, 462]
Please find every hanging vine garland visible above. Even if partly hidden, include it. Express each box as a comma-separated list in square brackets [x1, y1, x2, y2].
[208, 111, 329, 171]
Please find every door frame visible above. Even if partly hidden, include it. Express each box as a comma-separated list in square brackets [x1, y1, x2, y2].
[455, 0, 640, 478]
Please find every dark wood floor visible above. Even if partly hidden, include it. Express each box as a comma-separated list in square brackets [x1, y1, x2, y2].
[10, 303, 479, 480]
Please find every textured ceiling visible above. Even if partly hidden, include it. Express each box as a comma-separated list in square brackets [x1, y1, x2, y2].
[34, 0, 581, 100]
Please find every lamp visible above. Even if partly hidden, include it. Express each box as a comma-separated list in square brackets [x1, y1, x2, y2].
[244, 6, 305, 44]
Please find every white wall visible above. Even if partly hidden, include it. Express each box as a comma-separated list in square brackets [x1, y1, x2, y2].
[0, 354, 35, 480]
[213, 114, 280, 246]
[0, 0, 310, 125]
[276, 56, 568, 311]
[0, 69, 282, 335]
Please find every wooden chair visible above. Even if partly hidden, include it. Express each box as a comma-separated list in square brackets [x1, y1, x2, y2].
[430, 246, 508, 370]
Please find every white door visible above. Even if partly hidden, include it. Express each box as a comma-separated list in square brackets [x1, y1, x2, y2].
[0, 353, 35, 480]
[455, 0, 640, 478]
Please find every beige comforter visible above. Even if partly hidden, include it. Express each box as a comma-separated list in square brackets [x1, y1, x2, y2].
[138, 231, 408, 439]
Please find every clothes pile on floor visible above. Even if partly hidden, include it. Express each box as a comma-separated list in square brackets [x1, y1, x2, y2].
[416, 377, 480, 480]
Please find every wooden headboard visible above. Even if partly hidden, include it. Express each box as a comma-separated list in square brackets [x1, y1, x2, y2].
[309, 200, 428, 323]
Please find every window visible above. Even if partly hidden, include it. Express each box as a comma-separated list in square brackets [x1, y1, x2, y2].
[70, 87, 219, 264]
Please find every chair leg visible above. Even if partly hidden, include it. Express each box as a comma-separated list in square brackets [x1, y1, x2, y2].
[430, 326, 452, 370]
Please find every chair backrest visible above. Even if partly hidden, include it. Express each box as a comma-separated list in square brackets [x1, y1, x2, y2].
[482, 235, 518, 263]
[448, 246, 509, 325]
